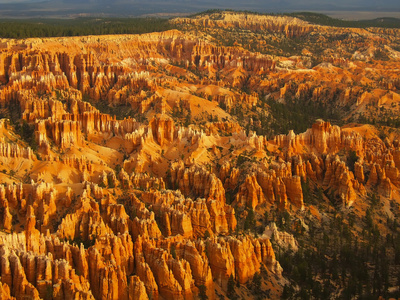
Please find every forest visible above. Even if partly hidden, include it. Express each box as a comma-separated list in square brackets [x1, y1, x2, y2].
[1, 11, 400, 39]
[0, 17, 172, 39]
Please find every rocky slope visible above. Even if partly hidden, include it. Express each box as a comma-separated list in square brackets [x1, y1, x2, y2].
[0, 11, 400, 300]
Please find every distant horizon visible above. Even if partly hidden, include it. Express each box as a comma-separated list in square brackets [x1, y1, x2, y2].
[1, 9, 400, 21]
[0, 0, 399, 20]
[317, 10, 400, 21]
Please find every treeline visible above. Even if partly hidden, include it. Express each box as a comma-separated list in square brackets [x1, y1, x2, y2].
[0, 17, 174, 39]
[286, 12, 400, 29]
[236, 95, 341, 139]
[275, 191, 400, 299]
[359, 113, 400, 129]
[189, 10, 400, 29]
[5, 11, 398, 39]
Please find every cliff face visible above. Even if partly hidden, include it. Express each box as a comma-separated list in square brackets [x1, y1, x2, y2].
[1, 11, 400, 300]
[0, 167, 276, 300]
[173, 12, 316, 38]
[273, 120, 363, 155]
[0, 30, 274, 105]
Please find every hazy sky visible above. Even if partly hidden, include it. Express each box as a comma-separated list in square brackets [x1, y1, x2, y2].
[0, 0, 399, 18]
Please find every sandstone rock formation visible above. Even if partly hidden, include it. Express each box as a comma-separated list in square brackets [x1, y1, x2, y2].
[0, 10, 400, 300]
